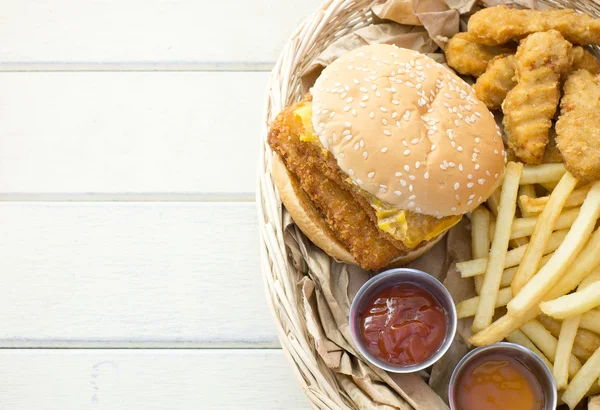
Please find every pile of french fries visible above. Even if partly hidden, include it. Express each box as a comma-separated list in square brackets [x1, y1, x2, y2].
[456, 162, 600, 409]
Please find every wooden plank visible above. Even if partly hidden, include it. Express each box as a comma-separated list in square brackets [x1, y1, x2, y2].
[0, 72, 267, 196]
[0, 349, 309, 410]
[0, 202, 279, 347]
[0, 0, 323, 69]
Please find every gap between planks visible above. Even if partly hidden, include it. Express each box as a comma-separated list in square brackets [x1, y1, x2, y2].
[0, 193, 255, 202]
[0, 62, 274, 72]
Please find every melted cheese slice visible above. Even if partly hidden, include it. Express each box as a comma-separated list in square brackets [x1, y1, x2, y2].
[294, 104, 461, 249]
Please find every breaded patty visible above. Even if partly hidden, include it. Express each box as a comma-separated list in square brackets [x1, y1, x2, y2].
[556, 70, 600, 181]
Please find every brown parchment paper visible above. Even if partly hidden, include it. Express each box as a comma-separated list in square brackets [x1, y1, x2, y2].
[281, 0, 545, 408]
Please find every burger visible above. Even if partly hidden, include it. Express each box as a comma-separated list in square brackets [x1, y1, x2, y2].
[268, 44, 506, 270]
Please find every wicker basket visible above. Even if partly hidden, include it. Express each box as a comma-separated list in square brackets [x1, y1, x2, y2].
[257, 0, 600, 408]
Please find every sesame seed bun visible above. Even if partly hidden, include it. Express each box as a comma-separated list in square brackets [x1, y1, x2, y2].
[311, 44, 506, 217]
[271, 153, 444, 267]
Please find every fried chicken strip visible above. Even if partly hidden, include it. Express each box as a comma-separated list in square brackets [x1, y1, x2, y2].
[468, 5, 600, 46]
[474, 54, 517, 110]
[268, 96, 403, 269]
[474, 46, 599, 111]
[556, 69, 600, 181]
[502, 31, 572, 164]
[446, 32, 515, 77]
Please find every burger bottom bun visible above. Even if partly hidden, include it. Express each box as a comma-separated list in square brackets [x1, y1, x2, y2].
[271, 154, 446, 269]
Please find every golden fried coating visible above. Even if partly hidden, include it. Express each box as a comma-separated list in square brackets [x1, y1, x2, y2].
[474, 54, 517, 110]
[268, 96, 403, 269]
[446, 32, 516, 77]
[473, 46, 599, 111]
[570, 46, 600, 74]
[556, 69, 600, 181]
[468, 5, 600, 46]
[502, 31, 572, 164]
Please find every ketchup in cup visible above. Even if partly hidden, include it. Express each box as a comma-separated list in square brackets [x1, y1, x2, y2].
[359, 283, 447, 366]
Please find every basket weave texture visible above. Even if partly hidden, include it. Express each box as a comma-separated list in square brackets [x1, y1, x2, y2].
[257, 0, 600, 408]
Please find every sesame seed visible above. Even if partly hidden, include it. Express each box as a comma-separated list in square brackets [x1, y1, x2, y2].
[341, 92, 347, 99]
[405, 82, 414, 88]
[375, 90, 382, 97]
[392, 100, 400, 105]
[359, 140, 365, 148]
[404, 165, 410, 172]
[451, 207, 457, 212]
[382, 119, 388, 126]
[478, 178, 485, 185]
[454, 183, 460, 191]
[344, 106, 350, 112]
[440, 164, 447, 170]
[344, 135, 352, 141]
[353, 143, 359, 150]
[494, 173, 499, 179]
[363, 152, 368, 159]
[467, 182, 474, 188]
[395, 172, 403, 177]
[348, 169, 354, 176]
[381, 147, 388, 153]
[415, 161, 421, 169]
[359, 102, 367, 108]
[369, 112, 375, 119]
[362, 95, 369, 101]
[431, 144, 437, 151]
[400, 179, 407, 187]
[380, 106, 388, 113]
[383, 130, 392, 136]
[392, 112, 398, 119]
[475, 164, 480, 170]
[408, 202, 415, 208]
[404, 149, 411, 156]
[402, 140, 408, 147]
[356, 179, 363, 185]
[368, 172, 375, 178]
[337, 153, 345, 159]
[458, 146, 463, 152]
[345, 121, 351, 127]
[353, 79, 359, 84]
[394, 191, 402, 196]
[409, 195, 416, 200]
[449, 162, 456, 167]
[409, 175, 416, 181]
[468, 174, 473, 180]
[458, 164, 463, 171]
[454, 120, 460, 127]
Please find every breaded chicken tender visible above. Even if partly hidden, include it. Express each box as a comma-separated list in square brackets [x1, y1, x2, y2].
[268, 96, 404, 269]
[474, 54, 517, 110]
[468, 5, 600, 46]
[556, 70, 600, 181]
[474, 46, 598, 111]
[502, 31, 572, 164]
[446, 32, 516, 77]
[570, 46, 600, 74]
[543, 129, 563, 164]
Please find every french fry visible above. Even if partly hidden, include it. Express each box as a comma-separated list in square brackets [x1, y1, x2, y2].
[511, 172, 578, 295]
[471, 206, 491, 294]
[518, 184, 538, 217]
[510, 207, 579, 239]
[554, 316, 581, 390]
[473, 162, 523, 332]
[562, 345, 600, 409]
[552, 272, 600, 390]
[541, 282, 600, 319]
[486, 188, 501, 216]
[580, 309, 600, 335]
[590, 395, 600, 410]
[457, 229, 567, 277]
[520, 320, 582, 379]
[501, 252, 553, 287]
[520, 185, 591, 213]
[507, 182, 600, 318]
[520, 163, 566, 185]
[507, 329, 554, 370]
[541, 181, 558, 192]
[538, 314, 600, 362]
[552, 233, 600, 298]
[457, 287, 512, 319]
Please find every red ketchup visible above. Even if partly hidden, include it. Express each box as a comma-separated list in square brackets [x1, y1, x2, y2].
[359, 283, 447, 365]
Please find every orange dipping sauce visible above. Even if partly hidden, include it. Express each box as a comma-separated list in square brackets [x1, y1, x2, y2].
[359, 283, 447, 365]
[454, 354, 544, 410]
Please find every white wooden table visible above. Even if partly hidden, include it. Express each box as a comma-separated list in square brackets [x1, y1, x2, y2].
[0, 1, 323, 408]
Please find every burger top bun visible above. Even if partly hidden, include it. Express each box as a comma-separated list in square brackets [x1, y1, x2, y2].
[311, 44, 506, 217]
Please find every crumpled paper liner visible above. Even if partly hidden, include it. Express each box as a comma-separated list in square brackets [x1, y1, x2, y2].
[283, 0, 546, 408]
